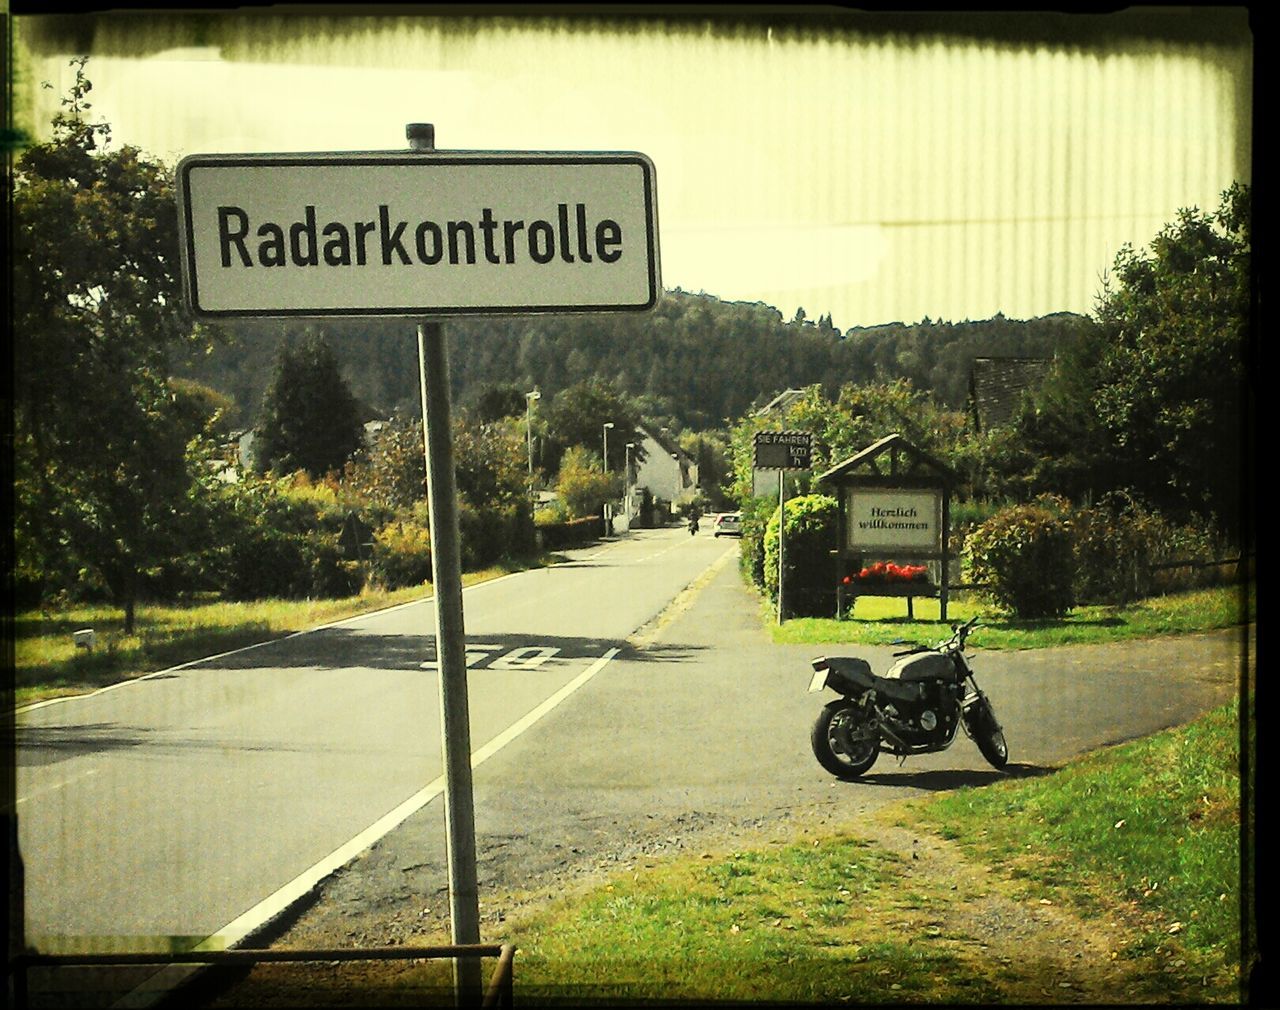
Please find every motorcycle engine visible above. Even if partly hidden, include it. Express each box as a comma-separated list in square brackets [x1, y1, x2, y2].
[885, 682, 961, 743]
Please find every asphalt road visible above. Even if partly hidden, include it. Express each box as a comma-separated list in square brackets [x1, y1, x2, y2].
[13, 528, 732, 950]
[269, 531, 1245, 966]
[12, 524, 1247, 1006]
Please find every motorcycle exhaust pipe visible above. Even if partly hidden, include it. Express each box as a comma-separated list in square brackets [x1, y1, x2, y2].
[876, 721, 912, 755]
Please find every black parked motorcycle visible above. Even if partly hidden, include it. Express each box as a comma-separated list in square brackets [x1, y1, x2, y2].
[807, 616, 1007, 779]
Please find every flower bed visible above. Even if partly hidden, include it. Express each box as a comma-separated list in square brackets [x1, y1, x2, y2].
[843, 561, 930, 587]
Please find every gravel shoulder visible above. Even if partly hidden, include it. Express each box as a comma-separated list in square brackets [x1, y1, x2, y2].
[213, 790, 1195, 1005]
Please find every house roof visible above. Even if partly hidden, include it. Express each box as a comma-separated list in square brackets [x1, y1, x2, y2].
[637, 423, 694, 463]
[968, 356, 1052, 431]
[817, 433, 957, 485]
[754, 388, 807, 416]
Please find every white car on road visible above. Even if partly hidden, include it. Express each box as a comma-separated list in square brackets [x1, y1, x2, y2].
[713, 512, 742, 537]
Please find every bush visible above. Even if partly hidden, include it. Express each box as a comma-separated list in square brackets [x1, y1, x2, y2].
[948, 498, 1015, 559]
[458, 500, 536, 568]
[369, 520, 433, 590]
[535, 515, 604, 550]
[199, 477, 368, 601]
[309, 538, 365, 598]
[965, 501, 1075, 618]
[1071, 494, 1159, 605]
[1148, 525, 1235, 594]
[738, 496, 775, 589]
[221, 524, 314, 600]
[762, 494, 839, 618]
[1072, 494, 1232, 602]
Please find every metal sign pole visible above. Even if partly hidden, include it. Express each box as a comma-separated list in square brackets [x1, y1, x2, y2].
[777, 470, 786, 624]
[408, 122, 482, 1004]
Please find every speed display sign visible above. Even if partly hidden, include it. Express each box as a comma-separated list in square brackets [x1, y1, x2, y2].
[754, 431, 813, 471]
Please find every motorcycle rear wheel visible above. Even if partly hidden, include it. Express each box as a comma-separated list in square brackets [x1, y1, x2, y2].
[969, 696, 1009, 769]
[811, 700, 880, 779]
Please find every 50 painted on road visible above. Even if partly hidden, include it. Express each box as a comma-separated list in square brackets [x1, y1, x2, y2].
[420, 644, 563, 672]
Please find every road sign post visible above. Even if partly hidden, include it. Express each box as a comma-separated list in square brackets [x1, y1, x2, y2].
[753, 432, 813, 623]
[407, 123, 481, 1004]
[778, 470, 786, 624]
[176, 129, 659, 1008]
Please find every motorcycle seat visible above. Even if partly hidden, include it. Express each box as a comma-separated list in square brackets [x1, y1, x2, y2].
[822, 657, 923, 704]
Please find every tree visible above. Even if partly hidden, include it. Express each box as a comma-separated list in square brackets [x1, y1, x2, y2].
[1091, 184, 1251, 536]
[1015, 184, 1252, 537]
[12, 58, 212, 630]
[452, 416, 530, 511]
[543, 378, 646, 475]
[555, 447, 621, 519]
[255, 330, 365, 479]
[342, 416, 426, 512]
[168, 378, 236, 444]
[472, 383, 529, 424]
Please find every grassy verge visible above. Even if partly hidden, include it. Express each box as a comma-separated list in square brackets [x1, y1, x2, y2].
[497, 700, 1245, 1004]
[219, 699, 1247, 1006]
[772, 582, 1254, 649]
[899, 697, 1247, 1001]
[11, 556, 559, 708]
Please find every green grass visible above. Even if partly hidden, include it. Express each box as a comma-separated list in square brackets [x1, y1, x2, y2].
[11, 558, 557, 708]
[901, 697, 1246, 1001]
[505, 839, 1001, 1005]
[268, 838, 1005, 1007]
[772, 583, 1254, 649]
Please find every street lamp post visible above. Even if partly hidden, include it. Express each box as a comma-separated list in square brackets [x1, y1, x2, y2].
[602, 422, 615, 473]
[525, 390, 541, 485]
[625, 442, 636, 518]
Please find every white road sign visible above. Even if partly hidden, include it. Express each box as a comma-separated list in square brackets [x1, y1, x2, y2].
[176, 151, 660, 318]
[845, 487, 943, 551]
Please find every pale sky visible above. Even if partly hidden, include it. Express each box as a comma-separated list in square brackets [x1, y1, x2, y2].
[15, 11, 1253, 329]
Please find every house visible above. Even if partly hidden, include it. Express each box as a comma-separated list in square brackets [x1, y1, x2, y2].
[215, 419, 388, 482]
[620, 424, 699, 524]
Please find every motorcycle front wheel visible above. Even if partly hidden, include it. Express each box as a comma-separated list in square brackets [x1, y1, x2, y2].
[968, 696, 1009, 769]
[811, 700, 880, 779]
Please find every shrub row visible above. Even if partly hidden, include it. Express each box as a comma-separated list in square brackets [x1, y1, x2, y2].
[182, 480, 538, 601]
[536, 515, 606, 551]
[740, 491, 1234, 621]
[966, 493, 1231, 618]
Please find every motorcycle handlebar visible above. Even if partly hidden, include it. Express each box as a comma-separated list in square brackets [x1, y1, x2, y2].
[942, 616, 981, 650]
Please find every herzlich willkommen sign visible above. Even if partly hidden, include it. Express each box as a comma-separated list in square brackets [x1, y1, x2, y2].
[176, 151, 660, 318]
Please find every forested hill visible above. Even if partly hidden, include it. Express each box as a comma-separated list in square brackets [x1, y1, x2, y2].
[175, 290, 1088, 431]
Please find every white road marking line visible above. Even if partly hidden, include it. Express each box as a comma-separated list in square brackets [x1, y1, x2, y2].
[20, 533, 696, 715]
[15, 570, 533, 715]
[112, 646, 621, 1009]
[11, 768, 100, 809]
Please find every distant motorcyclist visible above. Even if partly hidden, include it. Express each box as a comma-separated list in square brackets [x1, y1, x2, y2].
[687, 506, 701, 535]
